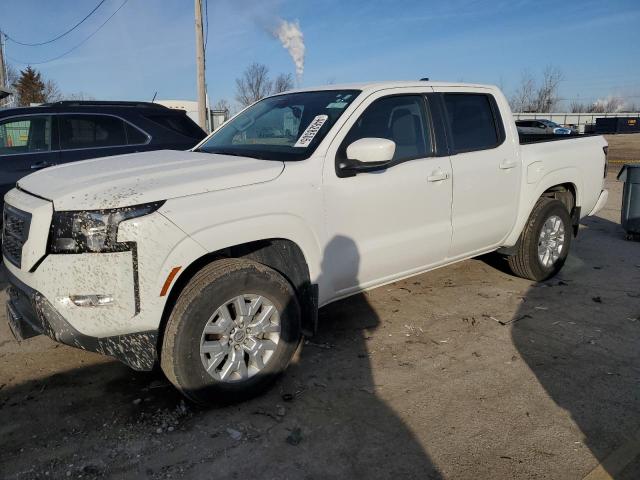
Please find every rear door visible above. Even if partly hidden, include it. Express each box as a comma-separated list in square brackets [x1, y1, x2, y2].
[0, 115, 59, 202]
[57, 114, 150, 163]
[432, 88, 520, 257]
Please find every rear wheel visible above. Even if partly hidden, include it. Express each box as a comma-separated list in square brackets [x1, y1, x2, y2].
[507, 198, 572, 282]
[161, 258, 301, 405]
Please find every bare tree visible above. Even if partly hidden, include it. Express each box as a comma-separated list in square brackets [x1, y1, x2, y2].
[510, 70, 536, 112]
[213, 98, 230, 112]
[588, 96, 624, 113]
[570, 100, 588, 113]
[235, 63, 272, 107]
[534, 66, 563, 112]
[605, 96, 624, 112]
[510, 66, 563, 113]
[273, 73, 294, 94]
[64, 91, 95, 101]
[43, 79, 62, 103]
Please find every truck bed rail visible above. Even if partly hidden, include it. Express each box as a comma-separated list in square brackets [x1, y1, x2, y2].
[519, 133, 599, 145]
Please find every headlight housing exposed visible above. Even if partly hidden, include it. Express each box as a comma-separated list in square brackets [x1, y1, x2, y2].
[49, 201, 164, 254]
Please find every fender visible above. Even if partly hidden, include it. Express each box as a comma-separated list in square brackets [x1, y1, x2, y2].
[503, 166, 582, 246]
[185, 213, 323, 283]
[152, 215, 322, 341]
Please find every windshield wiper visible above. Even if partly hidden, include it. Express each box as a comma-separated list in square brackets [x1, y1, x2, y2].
[200, 149, 268, 160]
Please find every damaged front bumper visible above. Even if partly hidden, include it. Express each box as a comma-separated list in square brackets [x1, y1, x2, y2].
[5, 270, 157, 371]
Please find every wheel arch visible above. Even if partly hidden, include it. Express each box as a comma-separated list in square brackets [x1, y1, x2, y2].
[157, 237, 318, 358]
[504, 171, 581, 247]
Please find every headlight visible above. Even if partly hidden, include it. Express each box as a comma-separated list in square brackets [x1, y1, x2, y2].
[49, 201, 164, 254]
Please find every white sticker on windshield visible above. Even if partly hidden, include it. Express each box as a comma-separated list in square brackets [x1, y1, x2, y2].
[294, 115, 328, 148]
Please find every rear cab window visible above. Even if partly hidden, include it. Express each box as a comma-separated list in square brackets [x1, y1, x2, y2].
[443, 93, 504, 153]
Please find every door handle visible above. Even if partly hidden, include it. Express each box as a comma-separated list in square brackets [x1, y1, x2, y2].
[427, 170, 450, 182]
[499, 160, 517, 170]
[30, 161, 51, 170]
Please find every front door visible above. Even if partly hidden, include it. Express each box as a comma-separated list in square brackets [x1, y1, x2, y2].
[322, 92, 453, 299]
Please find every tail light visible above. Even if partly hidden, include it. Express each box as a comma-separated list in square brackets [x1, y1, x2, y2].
[603, 146, 609, 177]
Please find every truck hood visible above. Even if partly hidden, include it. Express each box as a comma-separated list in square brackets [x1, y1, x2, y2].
[17, 150, 285, 210]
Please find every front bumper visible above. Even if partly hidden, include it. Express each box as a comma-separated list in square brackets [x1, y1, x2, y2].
[6, 269, 157, 371]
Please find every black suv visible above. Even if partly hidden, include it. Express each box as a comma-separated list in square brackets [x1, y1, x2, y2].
[0, 101, 207, 209]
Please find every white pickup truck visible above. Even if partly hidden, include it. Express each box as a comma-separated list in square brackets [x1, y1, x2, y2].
[3, 82, 608, 404]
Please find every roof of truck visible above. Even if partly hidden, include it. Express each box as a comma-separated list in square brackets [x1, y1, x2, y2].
[285, 81, 497, 94]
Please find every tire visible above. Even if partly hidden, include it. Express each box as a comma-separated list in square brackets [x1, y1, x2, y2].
[507, 198, 572, 282]
[160, 258, 301, 405]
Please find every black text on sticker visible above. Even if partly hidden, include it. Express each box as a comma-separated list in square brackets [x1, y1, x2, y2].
[294, 115, 329, 148]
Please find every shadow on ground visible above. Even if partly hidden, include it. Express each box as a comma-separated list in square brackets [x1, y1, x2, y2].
[0, 237, 442, 479]
[511, 215, 640, 479]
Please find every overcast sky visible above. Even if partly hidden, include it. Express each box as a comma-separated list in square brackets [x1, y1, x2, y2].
[2, 0, 639, 109]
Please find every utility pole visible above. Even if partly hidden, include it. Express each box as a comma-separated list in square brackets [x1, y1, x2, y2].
[0, 31, 6, 91]
[194, 0, 208, 132]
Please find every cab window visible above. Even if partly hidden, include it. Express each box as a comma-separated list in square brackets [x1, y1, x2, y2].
[342, 95, 432, 162]
[443, 94, 502, 153]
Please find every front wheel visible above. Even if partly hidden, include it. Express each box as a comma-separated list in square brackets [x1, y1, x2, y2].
[160, 258, 301, 405]
[507, 198, 572, 282]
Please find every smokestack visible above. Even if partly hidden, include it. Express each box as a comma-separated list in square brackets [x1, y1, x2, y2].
[271, 19, 305, 85]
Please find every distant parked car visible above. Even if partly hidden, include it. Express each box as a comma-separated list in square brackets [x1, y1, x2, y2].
[516, 119, 575, 135]
[0, 100, 207, 216]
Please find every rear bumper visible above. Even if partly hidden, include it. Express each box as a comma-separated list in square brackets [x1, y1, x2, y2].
[588, 189, 609, 216]
[6, 269, 157, 371]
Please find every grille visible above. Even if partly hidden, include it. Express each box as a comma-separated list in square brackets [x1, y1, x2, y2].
[2, 204, 32, 268]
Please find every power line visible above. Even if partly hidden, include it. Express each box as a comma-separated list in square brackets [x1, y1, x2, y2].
[4, 0, 108, 46]
[7, 0, 129, 66]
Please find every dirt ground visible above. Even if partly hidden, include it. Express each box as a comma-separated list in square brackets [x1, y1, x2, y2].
[1, 167, 639, 478]
[604, 133, 640, 165]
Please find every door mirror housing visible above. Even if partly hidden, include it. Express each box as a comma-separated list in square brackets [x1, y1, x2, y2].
[346, 137, 396, 163]
[338, 138, 396, 176]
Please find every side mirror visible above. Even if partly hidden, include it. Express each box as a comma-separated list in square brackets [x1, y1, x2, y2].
[339, 138, 396, 175]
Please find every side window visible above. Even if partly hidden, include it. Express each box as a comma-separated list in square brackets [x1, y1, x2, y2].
[443, 94, 500, 153]
[343, 95, 431, 162]
[124, 123, 149, 145]
[58, 115, 127, 150]
[0, 116, 52, 155]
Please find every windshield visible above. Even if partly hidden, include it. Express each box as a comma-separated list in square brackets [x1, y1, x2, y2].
[198, 90, 360, 161]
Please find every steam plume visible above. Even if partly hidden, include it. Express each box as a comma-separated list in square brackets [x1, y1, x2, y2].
[271, 19, 305, 83]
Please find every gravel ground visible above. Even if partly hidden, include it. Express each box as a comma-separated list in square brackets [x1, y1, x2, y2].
[0, 172, 639, 479]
